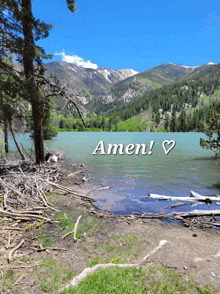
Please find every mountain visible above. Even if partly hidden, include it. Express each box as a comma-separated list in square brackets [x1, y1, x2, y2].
[44, 62, 139, 105]
[97, 68, 138, 84]
[100, 62, 220, 122]
[44, 61, 219, 117]
[94, 62, 219, 106]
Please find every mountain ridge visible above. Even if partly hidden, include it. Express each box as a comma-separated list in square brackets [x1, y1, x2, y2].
[44, 61, 219, 116]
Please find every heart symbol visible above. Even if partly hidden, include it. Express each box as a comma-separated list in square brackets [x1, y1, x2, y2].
[162, 140, 176, 155]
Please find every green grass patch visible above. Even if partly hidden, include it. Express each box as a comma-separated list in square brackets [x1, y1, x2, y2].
[38, 235, 56, 247]
[56, 210, 101, 240]
[55, 211, 78, 238]
[60, 264, 215, 294]
[0, 269, 16, 292]
[78, 215, 99, 237]
[87, 233, 144, 266]
[46, 192, 62, 205]
[36, 257, 75, 293]
[118, 117, 146, 132]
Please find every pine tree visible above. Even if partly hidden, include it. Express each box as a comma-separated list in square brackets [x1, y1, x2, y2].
[170, 109, 178, 132]
[1, 0, 77, 163]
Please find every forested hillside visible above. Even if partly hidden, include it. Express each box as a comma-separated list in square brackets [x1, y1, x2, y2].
[48, 64, 220, 131]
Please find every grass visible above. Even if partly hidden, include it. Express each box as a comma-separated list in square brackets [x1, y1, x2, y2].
[46, 192, 62, 205]
[38, 235, 56, 247]
[87, 233, 144, 265]
[60, 264, 215, 294]
[56, 209, 102, 239]
[55, 210, 80, 239]
[0, 269, 16, 292]
[35, 257, 75, 293]
[74, 232, 216, 294]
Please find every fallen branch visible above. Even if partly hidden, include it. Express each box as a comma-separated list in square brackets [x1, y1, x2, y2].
[6, 232, 11, 249]
[12, 274, 24, 287]
[48, 182, 95, 202]
[146, 191, 220, 204]
[98, 186, 112, 191]
[174, 209, 220, 218]
[60, 240, 168, 292]
[8, 239, 25, 263]
[2, 227, 24, 231]
[169, 202, 189, 208]
[0, 261, 43, 269]
[62, 215, 82, 241]
[3, 190, 8, 209]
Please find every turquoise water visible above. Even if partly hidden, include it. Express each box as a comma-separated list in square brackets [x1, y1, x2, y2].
[5, 132, 220, 215]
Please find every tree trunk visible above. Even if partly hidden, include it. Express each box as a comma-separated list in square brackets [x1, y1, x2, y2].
[4, 118, 9, 153]
[9, 121, 27, 160]
[21, 0, 45, 164]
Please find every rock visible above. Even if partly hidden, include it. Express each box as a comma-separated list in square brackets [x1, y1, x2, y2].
[45, 151, 63, 163]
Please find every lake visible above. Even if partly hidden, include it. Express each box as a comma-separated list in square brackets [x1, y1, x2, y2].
[5, 132, 220, 215]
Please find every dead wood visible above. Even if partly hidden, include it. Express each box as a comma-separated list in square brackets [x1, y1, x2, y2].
[62, 215, 82, 241]
[174, 209, 220, 218]
[2, 227, 24, 231]
[8, 239, 25, 263]
[169, 202, 189, 208]
[12, 274, 24, 287]
[48, 182, 95, 202]
[0, 261, 43, 270]
[9, 122, 27, 161]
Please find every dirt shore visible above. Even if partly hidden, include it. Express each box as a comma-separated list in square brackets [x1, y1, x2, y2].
[0, 160, 220, 293]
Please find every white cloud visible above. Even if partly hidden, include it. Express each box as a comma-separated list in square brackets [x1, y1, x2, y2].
[55, 50, 98, 69]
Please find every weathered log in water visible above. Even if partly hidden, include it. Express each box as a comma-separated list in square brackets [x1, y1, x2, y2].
[174, 209, 220, 218]
[146, 191, 220, 204]
[169, 202, 189, 208]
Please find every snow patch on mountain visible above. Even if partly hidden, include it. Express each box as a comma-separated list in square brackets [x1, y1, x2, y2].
[181, 65, 199, 69]
[118, 69, 139, 78]
[168, 63, 199, 68]
[97, 69, 112, 83]
[69, 66, 77, 73]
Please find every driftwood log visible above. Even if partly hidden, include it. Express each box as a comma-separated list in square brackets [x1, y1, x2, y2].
[174, 209, 220, 218]
[146, 191, 220, 204]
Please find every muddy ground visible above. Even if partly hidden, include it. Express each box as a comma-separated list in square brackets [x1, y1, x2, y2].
[0, 160, 220, 293]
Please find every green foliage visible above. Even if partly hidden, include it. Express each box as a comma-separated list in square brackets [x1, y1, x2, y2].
[118, 117, 146, 132]
[66, 0, 77, 12]
[97, 64, 220, 125]
[38, 235, 55, 247]
[0, 137, 5, 158]
[0, 269, 16, 291]
[43, 117, 58, 140]
[1, 0, 78, 163]
[200, 105, 220, 157]
[155, 111, 161, 124]
[170, 109, 178, 132]
[43, 113, 58, 140]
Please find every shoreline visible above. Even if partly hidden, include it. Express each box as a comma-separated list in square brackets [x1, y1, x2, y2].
[0, 158, 219, 293]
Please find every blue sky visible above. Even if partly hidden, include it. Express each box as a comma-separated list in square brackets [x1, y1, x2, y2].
[33, 0, 220, 72]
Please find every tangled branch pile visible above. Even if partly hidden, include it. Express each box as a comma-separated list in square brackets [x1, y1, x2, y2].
[0, 157, 93, 222]
[0, 158, 64, 210]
